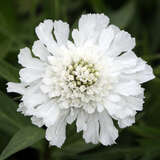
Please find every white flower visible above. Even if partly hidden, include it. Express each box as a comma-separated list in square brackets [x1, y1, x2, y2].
[7, 14, 155, 147]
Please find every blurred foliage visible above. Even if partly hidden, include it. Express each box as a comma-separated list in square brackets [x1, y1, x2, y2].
[0, 0, 160, 160]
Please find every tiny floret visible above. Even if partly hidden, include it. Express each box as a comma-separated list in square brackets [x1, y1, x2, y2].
[7, 13, 155, 147]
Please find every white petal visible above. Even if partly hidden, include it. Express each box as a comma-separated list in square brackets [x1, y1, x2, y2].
[40, 84, 52, 94]
[35, 20, 57, 53]
[107, 94, 121, 103]
[7, 82, 25, 94]
[122, 67, 155, 84]
[42, 77, 54, 85]
[17, 103, 27, 115]
[99, 27, 114, 52]
[98, 111, 118, 146]
[32, 40, 50, 61]
[115, 51, 137, 70]
[115, 52, 155, 83]
[76, 110, 88, 132]
[53, 20, 69, 46]
[72, 29, 82, 46]
[72, 14, 109, 45]
[124, 58, 146, 74]
[97, 104, 104, 112]
[121, 59, 155, 83]
[108, 31, 135, 57]
[83, 104, 96, 114]
[114, 80, 144, 96]
[134, 65, 155, 83]
[31, 116, 44, 127]
[66, 108, 78, 124]
[78, 14, 109, 35]
[104, 100, 136, 119]
[109, 24, 120, 35]
[19, 68, 43, 83]
[83, 113, 99, 144]
[125, 96, 144, 111]
[118, 116, 135, 128]
[22, 83, 48, 110]
[34, 101, 60, 127]
[46, 111, 68, 147]
[18, 47, 45, 69]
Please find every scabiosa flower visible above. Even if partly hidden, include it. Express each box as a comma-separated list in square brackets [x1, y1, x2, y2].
[7, 14, 155, 147]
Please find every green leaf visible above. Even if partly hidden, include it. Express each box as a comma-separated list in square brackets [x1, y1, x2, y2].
[74, 147, 144, 160]
[0, 126, 45, 160]
[0, 92, 45, 159]
[109, 1, 135, 28]
[150, 1, 160, 51]
[52, 0, 61, 19]
[31, 140, 47, 160]
[0, 0, 17, 33]
[139, 139, 160, 149]
[63, 139, 97, 154]
[154, 66, 160, 77]
[0, 36, 12, 59]
[129, 124, 160, 138]
[0, 92, 30, 134]
[16, 0, 39, 14]
[0, 59, 19, 82]
[88, 0, 109, 13]
[0, 130, 11, 153]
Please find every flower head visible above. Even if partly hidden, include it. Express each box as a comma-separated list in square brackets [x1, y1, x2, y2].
[7, 14, 155, 147]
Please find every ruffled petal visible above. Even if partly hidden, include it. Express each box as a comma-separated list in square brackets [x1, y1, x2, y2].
[109, 24, 120, 35]
[18, 47, 45, 70]
[98, 111, 118, 146]
[114, 80, 144, 96]
[122, 66, 155, 83]
[32, 40, 50, 61]
[104, 100, 136, 120]
[114, 51, 137, 70]
[19, 68, 44, 83]
[46, 110, 69, 147]
[78, 14, 109, 36]
[108, 31, 135, 57]
[53, 20, 69, 46]
[122, 60, 155, 83]
[33, 100, 60, 127]
[17, 103, 27, 115]
[118, 116, 135, 128]
[31, 116, 44, 127]
[113, 51, 155, 83]
[76, 110, 88, 132]
[66, 108, 78, 124]
[22, 83, 48, 111]
[125, 95, 144, 111]
[83, 112, 99, 144]
[7, 82, 25, 94]
[98, 26, 114, 53]
[72, 14, 109, 46]
[35, 19, 57, 53]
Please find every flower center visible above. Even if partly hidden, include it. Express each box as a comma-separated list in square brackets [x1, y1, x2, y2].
[65, 59, 99, 92]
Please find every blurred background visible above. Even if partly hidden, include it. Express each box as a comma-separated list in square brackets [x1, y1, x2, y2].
[0, 0, 160, 160]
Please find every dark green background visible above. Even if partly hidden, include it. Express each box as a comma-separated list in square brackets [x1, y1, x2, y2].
[0, 0, 160, 160]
